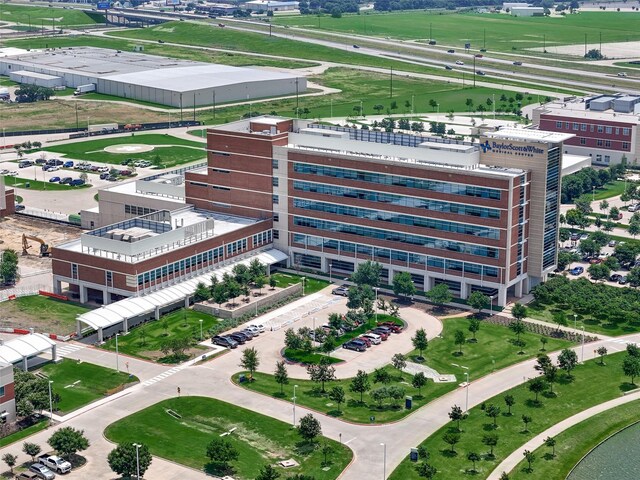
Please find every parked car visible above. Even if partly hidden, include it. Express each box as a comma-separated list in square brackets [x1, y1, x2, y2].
[513, 61, 523, 66]
[619, 276, 628, 285]
[476, 70, 486, 76]
[352, 44, 360, 48]
[570, 266, 584, 275]
[579, 233, 589, 240]
[212, 336, 238, 348]
[239, 329, 255, 339]
[100, 172, 110, 180]
[362, 333, 382, 345]
[343, 340, 366, 352]
[63, 160, 74, 168]
[19, 160, 33, 168]
[250, 324, 265, 333]
[371, 328, 390, 340]
[228, 333, 247, 344]
[589, 257, 603, 264]
[455, 60, 464, 65]
[447, 49, 455, 53]
[59, 177, 73, 185]
[357, 336, 372, 348]
[332, 285, 349, 296]
[428, 40, 437, 45]
[618, 72, 627, 77]
[14, 204, 25, 211]
[233, 331, 252, 342]
[377, 322, 402, 333]
[628, 204, 640, 212]
[15, 471, 40, 480]
[28, 464, 55, 480]
[71, 179, 85, 186]
[474, 53, 483, 58]
[570, 233, 580, 241]
[245, 325, 260, 336]
[38, 454, 71, 474]
[609, 240, 617, 247]
[49, 176, 60, 183]
[610, 274, 621, 282]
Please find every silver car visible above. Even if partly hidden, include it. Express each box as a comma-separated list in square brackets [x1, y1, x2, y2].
[29, 464, 56, 480]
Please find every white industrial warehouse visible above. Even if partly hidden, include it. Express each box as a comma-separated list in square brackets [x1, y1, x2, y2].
[0, 46, 306, 107]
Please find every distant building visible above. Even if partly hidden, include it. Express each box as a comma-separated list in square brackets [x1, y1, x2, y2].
[0, 363, 15, 423]
[0, 179, 15, 218]
[245, 0, 299, 11]
[503, 2, 529, 9]
[510, 6, 545, 16]
[533, 94, 640, 166]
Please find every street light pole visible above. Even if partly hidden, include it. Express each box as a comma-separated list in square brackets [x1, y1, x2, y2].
[292, 385, 299, 427]
[199, 319, 203, 341]
[581, 325, 585, 364]
[301, 277, 306, 295]
[380, 443, 387, 480]
[329, 263, 333, 283]
[115, 333, 120, 373]
[374, 287, 379, 323]
[48, 380, 53, 426]
[133, 443, 141, 479]
[452, 363, 470, 412]
[574, 314, 577, 330]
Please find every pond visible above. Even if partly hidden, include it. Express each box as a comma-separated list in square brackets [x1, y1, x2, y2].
[567, 422, 640, 479]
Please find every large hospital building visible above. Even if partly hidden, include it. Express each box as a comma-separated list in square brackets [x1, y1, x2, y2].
[53, 117, 571, 309]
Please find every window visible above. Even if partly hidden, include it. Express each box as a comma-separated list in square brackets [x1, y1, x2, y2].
[273, 230, 280, 239]
[274, 214, 279, 222]
[272, 158, 279, 169]
[106, 271, 113, 287]
[597, 139, 603, 146]
[605, 140, 611, 147]
[623, 128, 630, 136]
[212, 151, 230, 156]
[556, 121, 562, 129]
[581, 123, 587, 131]
[212, 186, 230, 191]
[590, 125, 595, 132]
[623, 142, 630, 150]
[0, 386, 4, 397]
[273, 195, 279, 204]
[615, 128, 620, 135]
[605, 126, 612, 134]
[272, 177, 279, 187]
[604, 155, 611, 163]
[71, 264, 78, 280]
[565, 122, 570, 129]
[596, 154, 603, 162]
[212, 168, 230, 174]
[189, 182, 207, 187]
[580, 138, 586, 145]
[573, 123, 579, 131]
[597, 125, 604, 133]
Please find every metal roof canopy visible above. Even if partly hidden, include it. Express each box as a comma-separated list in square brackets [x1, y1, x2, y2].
[0, 333, 56, 366]
[77, 248, 288, 333]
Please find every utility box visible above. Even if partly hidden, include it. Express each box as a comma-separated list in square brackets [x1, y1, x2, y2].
[405, 396, 413, 409]
[410, 448, 419, 462]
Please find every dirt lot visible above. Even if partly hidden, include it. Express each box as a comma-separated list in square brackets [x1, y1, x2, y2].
[0, 98, 168, 132]
[0, 215, 80, 276]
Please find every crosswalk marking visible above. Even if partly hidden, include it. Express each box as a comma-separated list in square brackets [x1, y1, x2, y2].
[141, 366, 186, 387]
[56, 344, 85, 357]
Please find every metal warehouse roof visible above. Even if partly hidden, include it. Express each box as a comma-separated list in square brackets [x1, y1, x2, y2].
[78, 248, 288, 332]
[0, 333, 56, 365]
[101, 65, 298, 92]
[11, 70, 61, 81]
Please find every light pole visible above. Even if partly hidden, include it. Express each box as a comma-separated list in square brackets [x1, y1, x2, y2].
[133, 443, 141, 479]
[581, 325, 585, 364]
[452, 363, 470, 412]
[313, 316, 317, 339]
[48, 380, 53, 426]
[292, 385, 299, 427]
[115, 333, 120, 373]
[301, 277, 306, 295]
[374, 287, 379, 323]
[380, 443, 387, 480]
[329, 263, 333, 283]
[490, 294, 496, 313]
[199, 319, 203, 341]
[592, 186, 595, 203]
[574, 313, 577, 330]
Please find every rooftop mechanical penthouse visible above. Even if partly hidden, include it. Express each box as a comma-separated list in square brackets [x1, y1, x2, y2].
[185, 117, 572, 306]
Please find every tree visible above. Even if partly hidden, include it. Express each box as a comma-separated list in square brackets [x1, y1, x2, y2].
[299, 414, 321, 444]
[206, 438, 238, 472]
[467, 452, 481, 473]
[269, 276, 277, 290]
[392, 272, 416, 300]
[349, 370, 370, 403]
[504, 394, 515, 415]
[468, 319, 480, 341]
[321, 335, 336, 356]
[373, 367, 392, 385]
[540, 337, 548, 351]
[284, 328, 302, 350]
[485, 404, 501, 428]
[306, 357, 336, 392]
[509, 321, 526, 347]
[544, 436, 556, 458]
[254, 276, 266, 295]
[449, 405, 466, 432]
[454, 330, 466, 355]
[588, 263, 610, 282]
[371, 387, 389, 407]
[328, 386, 345, 412]
[482, 433, 499, 458]
[374, 104, 384, 114]
[23, 442, 41, 462]
[442, 432, 461, 454]
[0, 249, 19, 285]
[558, 348, 578, 379]
[16, 399, 34, 418]
[627, 343, 640, 358]
[597, 346, 608, 365]
[240, 347, 260, 379]
[2, 453, 16, 473]
[48, 427, 90, 459]
[622, 355, 640, 384]
[415, 462, 437, 479]
[160, 337, 191, 360]
[629, 267, 640, 288]
[392, 353, 407, 372]
[511, 303, 527, 321]
[523, 449, 536, 472]
[274, 361, 289, 394]
[108, 442, 153, 479]
[412, 328, 428, 360]
[412, 372, 427, 396]
[351, 260, 382, 287]
[522, 414, 532, 432]
[256, 464, 281, 480]
[468, 291, 489, 315]
[584, 48, 604, 59]
[425, 283, 452, 309]
[528, 377, 547, 403]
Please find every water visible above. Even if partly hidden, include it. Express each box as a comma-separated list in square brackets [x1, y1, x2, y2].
[567, 422, 640, 480]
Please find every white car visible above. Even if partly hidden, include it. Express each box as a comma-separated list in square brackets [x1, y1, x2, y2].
[250, 324, 265, 333]
[97, 166, 110, 172]
[455, 60, 464, 65]
[245, 325, 261, 336]
[362, 333, 382, 345]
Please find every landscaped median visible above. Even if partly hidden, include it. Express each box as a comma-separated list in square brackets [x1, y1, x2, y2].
[236, 317, 574, 424]
[104, 397, 352, 479]
[388, 351, 637, 480]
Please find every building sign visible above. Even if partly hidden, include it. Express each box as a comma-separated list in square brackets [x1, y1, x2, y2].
[97, 1, 111, 9]
[482, 140, 544, 156]
[165, 0, 181, 5]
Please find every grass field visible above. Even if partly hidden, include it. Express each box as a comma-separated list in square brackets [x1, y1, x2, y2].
[101, 308, 218, 362]
[44, 133, 206, 168]
[0, 4, 101, 26]
[0, 420, 48, 448]
[104, 397, 352, 479]
[389, 351, 635, 480]
[273, 11, 640, 50]
[508, 399, 640, 478]
[592, 180, 627, 201]
[2, 176, 90, 191]
[271, 272, 330, 295]
[0, 296, 91, 334]
[41, 359, 137, 414]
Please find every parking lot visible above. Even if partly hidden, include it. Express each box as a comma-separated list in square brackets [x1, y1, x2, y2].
[564, 238, 636, 287]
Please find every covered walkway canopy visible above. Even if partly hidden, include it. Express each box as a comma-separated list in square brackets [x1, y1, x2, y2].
[0, 333, 57, 370]
[77, 248, 288, 342]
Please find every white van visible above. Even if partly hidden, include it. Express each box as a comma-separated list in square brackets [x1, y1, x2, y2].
[628, 204, 640, 212]
[362, 333, 382, 345]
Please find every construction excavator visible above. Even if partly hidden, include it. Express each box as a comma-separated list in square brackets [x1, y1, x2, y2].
[22, 234, 51, 257]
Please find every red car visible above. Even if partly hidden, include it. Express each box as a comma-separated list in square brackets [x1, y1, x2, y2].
[377, 322, 402, 333]
[357, 336, 372, 348]
[370, 329, 389, 341]
[589, 258, 603, 264]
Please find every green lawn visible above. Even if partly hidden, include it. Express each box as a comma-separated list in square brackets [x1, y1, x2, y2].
[0, 4, 102, 26]
[592, 180, 626, 201]
[271, 272, 330, 295]
[239, 318, 572, 423]
[101, 308, 218, 362]
[2, 176, 91, 191]
[44, 133, 206, 168]
[0, 296, 91, 334]
[389, 351, 636, 480]
[104, 396, 352, 479]
[273, 11, 640, 50]
[40, 359, 137, 414]
[509, 399, 640, 478]
[0, 76, 17, 87]
[0, 420, 48, 448]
